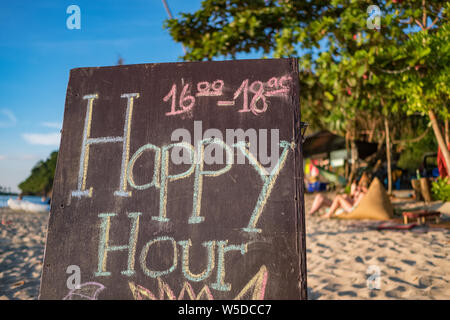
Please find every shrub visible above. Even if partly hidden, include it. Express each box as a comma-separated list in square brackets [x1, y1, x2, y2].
[431, 177, 450, 202]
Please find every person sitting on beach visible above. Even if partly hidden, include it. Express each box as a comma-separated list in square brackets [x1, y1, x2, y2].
[308, 181, 368, 218]
[358, 172, 370, 190]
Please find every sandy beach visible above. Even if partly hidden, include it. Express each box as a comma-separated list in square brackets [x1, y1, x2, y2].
[0, 192, 449, 300]
[0, 208, 47, 300]
[305, 193, 450, 300]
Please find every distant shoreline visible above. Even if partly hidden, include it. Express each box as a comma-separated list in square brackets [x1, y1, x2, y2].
[0, 193, 19, 196]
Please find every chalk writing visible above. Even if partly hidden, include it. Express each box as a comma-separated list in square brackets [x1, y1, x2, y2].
[265, 75, 292, 97]
[177, 281, 215, 300]
[72, 93, 139, 198]
[140, 236, 178, 278]
[127, 265, 267, 300]
[234, 79, 269, 115]
[248, 80, 268, 114]
[211, 241, 248, 291]
[63, 268, 267, 300]
[234, 79, 250, 113]
[127, 143, 161, 190]
[234, 265, 268, 300]
[163, 76, 292, 116]
[190, 138, 233, 224]
[234, 140, 293, 233]
[157, 142, 196, 222]
[94, 212, 256, 291]
[115, 93, 140, 197]
[178, 240, 216, 282]
[125, 134, 291, 227]
[79, 95, 293, 292]
[63, 282, 106, 300]
[128, 281, 158, 300]
[95, 212, 141, 277]
[164, 83, 195, 116]
[196, 80, 224, 97]
[217, 100, 235, 107]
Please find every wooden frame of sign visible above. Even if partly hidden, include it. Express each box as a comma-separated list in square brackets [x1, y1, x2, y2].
[39, 58, 307, 300]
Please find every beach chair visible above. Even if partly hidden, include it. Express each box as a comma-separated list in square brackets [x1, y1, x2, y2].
[402, 210, 441, 225]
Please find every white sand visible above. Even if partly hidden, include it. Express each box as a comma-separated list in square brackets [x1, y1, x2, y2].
[0, 208, 47, 300]
[0, 195, 449, 300]
[305, 193, 450, 300]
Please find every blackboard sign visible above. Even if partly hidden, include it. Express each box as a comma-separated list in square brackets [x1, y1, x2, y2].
[39, 58, 307, 300]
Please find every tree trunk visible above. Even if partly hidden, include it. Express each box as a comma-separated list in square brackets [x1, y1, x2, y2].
[367, 118, 378, 143]
[429, 110, 450, 177]
[445, 118, 449, 146]
[345, 131, 350, 180]
[348, 138, 359, 185]
[385, 117, 392, 195]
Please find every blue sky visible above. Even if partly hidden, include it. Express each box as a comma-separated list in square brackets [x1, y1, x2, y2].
[0, 0, 236, 192]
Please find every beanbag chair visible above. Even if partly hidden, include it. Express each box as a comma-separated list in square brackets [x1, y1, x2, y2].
[338, 177, 394, 220]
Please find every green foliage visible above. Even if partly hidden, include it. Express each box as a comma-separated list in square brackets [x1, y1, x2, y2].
[19, 151, 58, 195]
[431, 177, 450, 202]
[166, 1, 448, 130]
[391, 16, 450, 118]
[165, 0, 324, 61]
[165, 0, 450, 171]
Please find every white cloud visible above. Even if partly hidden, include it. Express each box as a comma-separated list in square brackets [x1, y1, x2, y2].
[0, 154, 41, 161]
[22, 132, 61, 146]
[0, 109, 17, 128]
[17, 154, 40, 161]
[41, 122, 62, 129]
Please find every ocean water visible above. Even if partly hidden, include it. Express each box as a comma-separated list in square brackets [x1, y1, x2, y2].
[0, 195, 48, 208]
